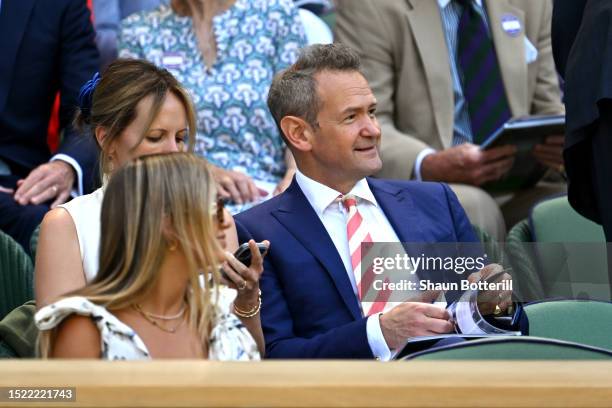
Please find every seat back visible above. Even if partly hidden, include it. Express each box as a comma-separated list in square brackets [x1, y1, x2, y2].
[506, 219, 546, 300]
[0, 231, 34, 320]
[506, 196, 609, 301]
[523, 300, 612, 350]
[531, 196, 609, 300]
[405, 336, 612, 360]
[29, 224, 41, 262]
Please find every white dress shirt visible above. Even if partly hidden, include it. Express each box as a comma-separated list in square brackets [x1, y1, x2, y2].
[295, 169, 400, 360]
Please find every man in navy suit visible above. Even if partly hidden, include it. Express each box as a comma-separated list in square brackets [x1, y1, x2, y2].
[236, 44, 505, 359]
[0, 0, 100, 250]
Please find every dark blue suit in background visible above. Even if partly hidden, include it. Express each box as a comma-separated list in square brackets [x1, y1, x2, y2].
[236, 177, 478, 359]
[0, 0, 100, 249]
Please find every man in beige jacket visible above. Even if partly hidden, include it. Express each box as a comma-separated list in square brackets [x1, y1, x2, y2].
[335, 0, 565, 240]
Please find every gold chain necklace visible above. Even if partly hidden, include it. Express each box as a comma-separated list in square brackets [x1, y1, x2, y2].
[133, 304, 186, 334]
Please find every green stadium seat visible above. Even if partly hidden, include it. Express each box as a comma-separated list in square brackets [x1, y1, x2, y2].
[29, 224, 41, 263]
[0, 230, 34, 320]
[523, 300, 612, 350]
[405, 336, 612, 360]
[506, 195, 609, 300]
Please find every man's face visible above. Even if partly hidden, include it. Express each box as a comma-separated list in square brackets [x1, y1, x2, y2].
[307, 70, 382, 191]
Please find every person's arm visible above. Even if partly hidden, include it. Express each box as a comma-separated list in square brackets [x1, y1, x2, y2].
[34, 209, 86, 309]
[49, 315, 101, 358]
[261, 259, 372, 358]
[52, 0, 100, 194]
[223, 220, 265, 355]
[530, 0, 564, 116]
[222, 241, 267, 356]
[14, 0, 100, 205]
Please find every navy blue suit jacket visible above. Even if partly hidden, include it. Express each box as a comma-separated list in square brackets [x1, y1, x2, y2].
[0, 0, 99, 191]
[235, 177, 478, 359]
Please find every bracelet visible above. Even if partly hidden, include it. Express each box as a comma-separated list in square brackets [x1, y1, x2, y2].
[233, 290, 262, 318]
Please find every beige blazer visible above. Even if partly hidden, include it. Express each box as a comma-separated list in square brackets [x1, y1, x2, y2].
[335, 0, 564, 179]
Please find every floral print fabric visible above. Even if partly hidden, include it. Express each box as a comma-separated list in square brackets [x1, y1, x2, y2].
[119, 0, 305, 196]
[35, 288, 260, 360]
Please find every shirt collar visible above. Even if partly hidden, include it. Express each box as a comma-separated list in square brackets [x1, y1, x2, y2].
[294, 169, 378, 217]
[438, 0, 483, 8]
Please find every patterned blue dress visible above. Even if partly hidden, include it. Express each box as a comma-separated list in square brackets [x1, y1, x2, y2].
[119, 0, 305, 211]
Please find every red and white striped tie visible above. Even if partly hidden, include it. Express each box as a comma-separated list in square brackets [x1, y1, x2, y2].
[342, 195, 390, 316]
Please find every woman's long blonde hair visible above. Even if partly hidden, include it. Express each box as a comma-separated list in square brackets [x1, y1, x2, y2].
[39, 153, 222, 357]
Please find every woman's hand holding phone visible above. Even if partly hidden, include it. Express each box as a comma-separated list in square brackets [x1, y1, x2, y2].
[221, 239, 269, 309]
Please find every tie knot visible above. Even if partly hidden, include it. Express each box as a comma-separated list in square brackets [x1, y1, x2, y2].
[341, 195, 358, 211]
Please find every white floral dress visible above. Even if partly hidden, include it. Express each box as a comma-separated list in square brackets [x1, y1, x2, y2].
[35, 287, 260, 360]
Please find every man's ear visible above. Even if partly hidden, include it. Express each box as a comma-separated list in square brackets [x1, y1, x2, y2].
[280, 116, 314, 153]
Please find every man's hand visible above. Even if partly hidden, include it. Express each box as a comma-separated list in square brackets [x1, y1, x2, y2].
[467, 263, 513, 315]
[533, 135, 565, 171]
[14, 161, 75, 208]
[0, 186, 14, 194]
[379, 291, 454, 350]
[210, 165, 267, 205]
[421, 143, 517, 186]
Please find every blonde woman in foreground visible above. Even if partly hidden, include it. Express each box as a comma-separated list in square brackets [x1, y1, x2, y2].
[36, 153, 265, 359]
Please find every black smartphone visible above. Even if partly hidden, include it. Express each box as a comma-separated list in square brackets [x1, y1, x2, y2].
[220, 242, 268, 281]
[234, 242, 268, 267]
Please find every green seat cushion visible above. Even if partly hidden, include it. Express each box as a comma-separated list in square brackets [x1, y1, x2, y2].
[530, 196, 609, 300]
[0, 231, 33, 320]
[524, 300, 612, 351]
[407, 337, 612, 360]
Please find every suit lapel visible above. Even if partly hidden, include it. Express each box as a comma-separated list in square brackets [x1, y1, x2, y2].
[485, 0, 528, 116]
[272, 179, 362, 320]
[368, 179, 425, 243]
[0, 0, 36, 112]
[406, 0, 455, 148]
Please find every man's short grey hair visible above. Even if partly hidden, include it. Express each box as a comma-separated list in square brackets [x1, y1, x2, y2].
[267, 43, 363, 139]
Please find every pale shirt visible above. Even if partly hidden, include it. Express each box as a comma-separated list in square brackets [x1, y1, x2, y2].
[295, 169, 400, 360]
[57, 187, 104, 282]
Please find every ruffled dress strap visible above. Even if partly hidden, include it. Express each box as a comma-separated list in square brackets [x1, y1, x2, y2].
[35, 296, 150, 360]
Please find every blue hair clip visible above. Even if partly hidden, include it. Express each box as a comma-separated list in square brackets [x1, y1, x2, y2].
[78, 72, 101, 120]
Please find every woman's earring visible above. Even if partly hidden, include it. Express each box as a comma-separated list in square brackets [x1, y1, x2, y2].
[107, 156, 114, 173]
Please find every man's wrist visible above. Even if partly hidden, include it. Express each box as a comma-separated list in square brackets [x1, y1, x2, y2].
[50, 154, 82, 195]
[367, 313, 392, 361]
[414, 148, 436, 181]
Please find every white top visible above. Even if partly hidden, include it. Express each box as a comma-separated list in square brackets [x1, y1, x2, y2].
[58, 188, 104, 282]
[294, 170, 400, 361]
[35, 288, 260, 360]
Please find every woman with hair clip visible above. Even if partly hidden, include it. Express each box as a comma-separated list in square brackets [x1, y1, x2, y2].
[36, 153, 265, 359]
[35, 59, 252, 311]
